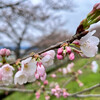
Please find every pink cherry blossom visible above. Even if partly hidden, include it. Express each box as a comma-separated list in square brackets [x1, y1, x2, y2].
[41, 50, 55, 67]
[0, 48, 7, 56]
[45, 95, 50, 100]
[40, 73, 46, 82]
[66, 46, 71, 54]
[79, 82, 84, 87]
[51, 74, 56, 78]
[0, 64, 14, 85]
[78, 70, 83, 75]
[42, 50, 55, 58]
[43, 80, 48, 85]
[80, 30, 99, 57]
[6, 49, 11, 56]
[37, 62, 45, 77]
[62, 68, 67, 75]
[91, 61, 98, 73]
[63, 92, 69, 98]
[57, 54, 63, 60]
[67, 63, 74, 68]
[69, 52, 75, 60]
[73, 40, 80, 45]
[14, 71, 28, 85]
[57, 48, 63, 55]
[35, 72, 39, 79]
[51, 88, 56, 94]
[35, 92, 40, 99]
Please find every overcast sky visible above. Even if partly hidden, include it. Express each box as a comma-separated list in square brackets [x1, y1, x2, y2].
[65, 0, 99, 34]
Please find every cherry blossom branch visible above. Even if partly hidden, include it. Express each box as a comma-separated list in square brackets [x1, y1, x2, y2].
[10, 31, 88, 65]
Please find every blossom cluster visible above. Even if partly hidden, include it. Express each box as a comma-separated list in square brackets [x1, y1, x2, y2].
[51, 85, 69, 98]
[57, 30, 99, 61]
[0, 50, 55, 85]
[57, 46, 75, 60]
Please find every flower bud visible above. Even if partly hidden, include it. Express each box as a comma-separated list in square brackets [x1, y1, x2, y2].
[0, 48, 7, 56]
[57, 54, 63, 60]
[45, 96, 50, 100]
[78, 70, 83, 75]
[43, 80, 48, 85]
[63, 92, 69, 98]
[66, 47, 71, 54]
[69, 53, 75, 60]
[79, 82, 84, 87]
[57, 48, 63, 55]
[35, 73, 39, 79]
[35, 92, 40, 99]
[73, 40, 80, 45]
[51, 88, 56, 94]
[51, 74, 56, 78]
[6, 49, 11, 56]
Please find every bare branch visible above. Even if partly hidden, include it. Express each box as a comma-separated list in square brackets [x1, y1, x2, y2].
[70, 83, 100, 97]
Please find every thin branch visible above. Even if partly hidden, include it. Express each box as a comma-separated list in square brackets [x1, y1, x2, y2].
[70, 83, 100, 96]
[0, 87, 35, 93]
[75, 94, 100, 98]
[10, 31, 88, 65]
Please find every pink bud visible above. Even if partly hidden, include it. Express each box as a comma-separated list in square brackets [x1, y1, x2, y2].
[35, 72, 39, 79]
[43, 80, 48, 85]
[6, 49, 11, 56]
[0, 48, 7, 56]
[63, 92, 69, 98]
[69, 53, 75, 60]
[57, 54, 63, 60]
[51, 74, 56, 78]
[58, 68, 62, 72]
[35, 92, 40, 99]
[45, 96, 50, 100]
[78, 70, 83, 75]
[93, 3, 100, 10]
[66, 47, 71, 54]
[57, 48, 63, 55]
[51, 89, 56, 94]
[55, 85, 59, 89]
[73, 40, 80, 45]
[40, 73, 46, 82]
[79, 82, 84, 87]
[37, 63, 45, 77]
[55, 93, 60, 98]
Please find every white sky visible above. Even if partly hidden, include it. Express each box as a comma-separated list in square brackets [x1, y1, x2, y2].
[66, 0, 99, 34]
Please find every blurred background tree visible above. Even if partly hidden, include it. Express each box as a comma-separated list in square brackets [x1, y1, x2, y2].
[0, 0, 74, 59]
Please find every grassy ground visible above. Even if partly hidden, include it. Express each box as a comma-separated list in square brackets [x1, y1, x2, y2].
[3, 55, 100, 100]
